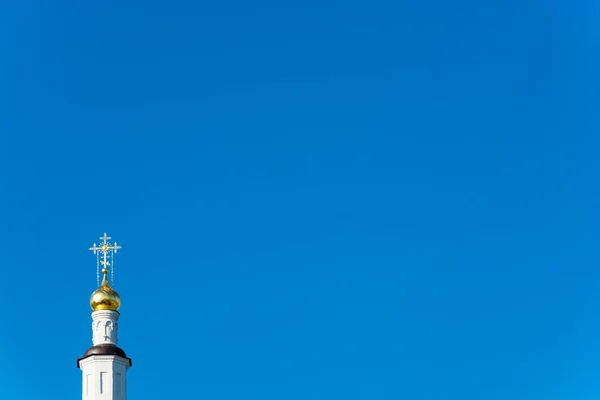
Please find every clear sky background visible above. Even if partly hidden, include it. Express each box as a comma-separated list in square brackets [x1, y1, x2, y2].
[0, 1, 598, 399]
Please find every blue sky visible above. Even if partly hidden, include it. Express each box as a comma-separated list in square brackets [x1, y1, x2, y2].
[1, 1, 599, 399]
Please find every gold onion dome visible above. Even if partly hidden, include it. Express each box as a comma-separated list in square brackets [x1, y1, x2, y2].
[90, 269, 121, 311]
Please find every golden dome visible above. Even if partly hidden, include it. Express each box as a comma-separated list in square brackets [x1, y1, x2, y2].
[90, 270, 121, 311]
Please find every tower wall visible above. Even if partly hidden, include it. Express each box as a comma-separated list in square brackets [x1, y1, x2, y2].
[80, 355, 130, 400]
[91, 310, 119, 346]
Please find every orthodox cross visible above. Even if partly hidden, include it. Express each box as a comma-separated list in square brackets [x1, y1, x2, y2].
[89, 233, 122, 284]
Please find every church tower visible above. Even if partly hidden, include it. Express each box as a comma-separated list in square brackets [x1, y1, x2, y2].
[77, 233, 132, 400]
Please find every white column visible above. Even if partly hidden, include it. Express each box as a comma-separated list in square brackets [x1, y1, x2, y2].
[91, 310, 119, 346]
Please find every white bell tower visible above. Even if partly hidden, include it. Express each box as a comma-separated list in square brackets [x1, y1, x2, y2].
[78, 233, 132, 400]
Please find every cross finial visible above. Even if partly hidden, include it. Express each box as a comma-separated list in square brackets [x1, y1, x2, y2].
[89, 233, 122, 285]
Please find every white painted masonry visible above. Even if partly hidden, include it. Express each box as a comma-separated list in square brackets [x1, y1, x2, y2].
[80, 310, 131, 400]
[80, 356, 129, 400]
[91, 310, 119, 346]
